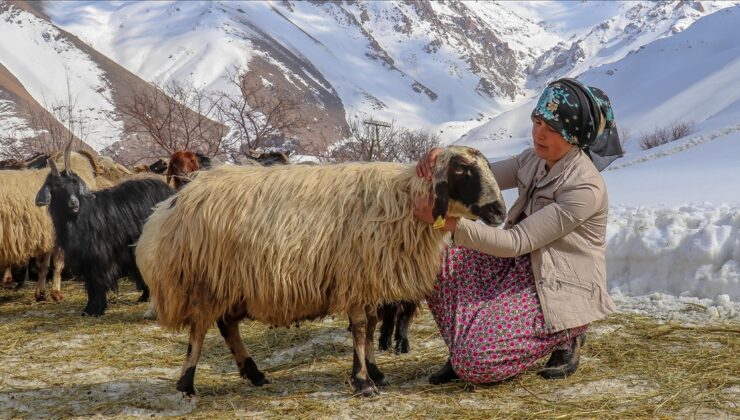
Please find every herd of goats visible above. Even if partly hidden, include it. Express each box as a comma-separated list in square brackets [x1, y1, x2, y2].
[0, 140, 506, 397]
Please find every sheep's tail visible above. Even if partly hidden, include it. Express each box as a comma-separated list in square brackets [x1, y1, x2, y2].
[135, 197, 192, 331]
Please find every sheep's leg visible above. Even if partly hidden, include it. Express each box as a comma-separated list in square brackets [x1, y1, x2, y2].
[34, 253, 51, 302]
[394, 301, 416, 354]
[377, 303, 396, 352]
[2, 266, 12, 285]
[364, 309, 389, 387]
[348, 305, 377, 397]
[217, 314, 269, 386]
[50, 248, 64, 302]
[176, 322, 208, 396]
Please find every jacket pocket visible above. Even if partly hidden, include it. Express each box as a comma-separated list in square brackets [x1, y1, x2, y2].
[555, 276, 595, 298]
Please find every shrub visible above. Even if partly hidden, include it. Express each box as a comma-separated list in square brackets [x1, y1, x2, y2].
[640, 120, 694, 150]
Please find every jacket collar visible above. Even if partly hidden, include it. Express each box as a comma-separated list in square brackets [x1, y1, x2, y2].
[536, 146, 582, 188]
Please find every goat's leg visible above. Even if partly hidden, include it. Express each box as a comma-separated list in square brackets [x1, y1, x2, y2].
[217, 312, 269, 386]
[176, 322, 208, 396]
[394, 301, 417, 354]
[50, 248, 64, 302]
[133, 272, 149, 302]
[377, 303, 396, 352]
[348, 304, 377, 397]
[364, 309, 389, 387]
[34, 253, 51, 301]
[82, 274, 109, 316]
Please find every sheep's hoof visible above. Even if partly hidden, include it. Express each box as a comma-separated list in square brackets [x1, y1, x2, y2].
[366, 362, 389, 387]
[50, 290, 63, 302]
[351, 378, 378, 397]
[35, 291, 46, 302]
[143, 306, 157, 320]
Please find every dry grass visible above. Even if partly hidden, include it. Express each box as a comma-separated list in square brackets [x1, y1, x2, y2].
[1, 281, 738, 419]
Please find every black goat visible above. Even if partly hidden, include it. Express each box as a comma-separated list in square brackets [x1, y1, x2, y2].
[35, 147, 175, 316]
[195, 152, 212, 170]
[347, 301, 418, 354]
[377, 301, 418, 354]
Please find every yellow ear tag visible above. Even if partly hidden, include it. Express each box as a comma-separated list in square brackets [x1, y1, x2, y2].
[433, 215, 446, 229]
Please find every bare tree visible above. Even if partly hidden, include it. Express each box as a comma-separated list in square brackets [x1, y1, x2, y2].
[397, 128, 441, 163]
[324, 117, 440, 163]
[214, 66, 307, 160]
[326, 117, 402, 162]
[1, 77, 88, 159]
[114, 79, 229, 159]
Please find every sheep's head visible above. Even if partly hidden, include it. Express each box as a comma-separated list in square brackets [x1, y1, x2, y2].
[35, 143, 93, 218]
[432, 146, 506, 226]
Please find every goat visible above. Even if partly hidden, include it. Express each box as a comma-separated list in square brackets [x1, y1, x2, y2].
[166, 151, 200, 190]
[35, 144, 175, 316]
[135, 145, 506, 397]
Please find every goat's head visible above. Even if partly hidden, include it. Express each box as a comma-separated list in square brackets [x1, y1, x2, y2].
[35, 142, 92, 218]
[431, 146, 506, 226]
[149, 158, 168, 174]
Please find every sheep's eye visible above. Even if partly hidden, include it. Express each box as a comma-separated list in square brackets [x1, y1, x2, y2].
[453, 167, 466, 176]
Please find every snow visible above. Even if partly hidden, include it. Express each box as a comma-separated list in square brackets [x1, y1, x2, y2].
[0, 5, 122, 151]
[457, 6, 740, 308]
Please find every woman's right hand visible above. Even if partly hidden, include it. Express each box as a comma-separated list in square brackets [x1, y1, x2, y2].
[416, 147, 444, 181]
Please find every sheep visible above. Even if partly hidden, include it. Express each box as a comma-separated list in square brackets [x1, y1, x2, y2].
[0, 151, 102, 301]
[166, 151, 200, 190]
[135, 145, 506, 397]
[35, 144, 175, 316]
[0, 152, 49, 170]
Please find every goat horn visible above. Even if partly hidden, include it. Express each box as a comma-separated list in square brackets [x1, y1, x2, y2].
[63, 138, 73, 173]
[48, 158, 60, 177]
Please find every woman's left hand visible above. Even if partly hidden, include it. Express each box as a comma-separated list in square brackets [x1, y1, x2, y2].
[412, 194, 458, 232]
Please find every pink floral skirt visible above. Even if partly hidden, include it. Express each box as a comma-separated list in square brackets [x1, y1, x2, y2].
[427, 246, 588, 384]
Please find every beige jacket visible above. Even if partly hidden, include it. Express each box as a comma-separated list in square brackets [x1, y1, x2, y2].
[453, 147, 616, 332]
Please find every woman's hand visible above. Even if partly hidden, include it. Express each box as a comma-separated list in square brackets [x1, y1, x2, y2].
[416, 147, 444, 180]
[412, 194, 458, 232]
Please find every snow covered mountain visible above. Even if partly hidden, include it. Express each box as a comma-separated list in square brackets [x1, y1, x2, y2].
[1, 0, 736, 156]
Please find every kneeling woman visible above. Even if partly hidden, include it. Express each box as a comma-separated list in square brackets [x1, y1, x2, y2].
[414, 78, 623, 384]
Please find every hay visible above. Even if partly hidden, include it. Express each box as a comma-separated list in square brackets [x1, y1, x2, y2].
[1, 281, 738, 418]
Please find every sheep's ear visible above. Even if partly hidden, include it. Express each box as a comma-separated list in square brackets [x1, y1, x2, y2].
[35, 185, 51, 207]
[432, 180, 449, 221]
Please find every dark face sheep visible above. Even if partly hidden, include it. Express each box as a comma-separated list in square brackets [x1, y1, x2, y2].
[136, 145, 505, 397]
[149, 158, 168, 174]
[36, 145, 175, 316]
[432, 146, 506, 226]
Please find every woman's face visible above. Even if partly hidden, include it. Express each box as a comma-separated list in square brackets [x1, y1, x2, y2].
[531, 117, 574, 166]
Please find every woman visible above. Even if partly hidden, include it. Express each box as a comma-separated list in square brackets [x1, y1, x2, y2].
[414, 78, 623, 384]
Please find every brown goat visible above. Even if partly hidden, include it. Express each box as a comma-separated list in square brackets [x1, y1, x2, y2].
[166, 151, 200, 190]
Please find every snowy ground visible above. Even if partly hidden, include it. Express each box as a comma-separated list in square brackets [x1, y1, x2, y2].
[0, 282, 737, 418]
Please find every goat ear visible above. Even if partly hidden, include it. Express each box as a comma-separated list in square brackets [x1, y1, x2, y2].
[77, 181, 93, 198]
[432, 180, 449, 221]
[35, 185, 51, 207]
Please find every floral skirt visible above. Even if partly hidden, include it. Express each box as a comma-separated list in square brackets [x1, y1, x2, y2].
[427, 246, 588, 384]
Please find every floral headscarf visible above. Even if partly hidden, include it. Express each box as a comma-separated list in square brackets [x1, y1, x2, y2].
[532, 78, 623, 171]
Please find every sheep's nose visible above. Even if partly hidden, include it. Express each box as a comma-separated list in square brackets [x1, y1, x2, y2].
[475, 201, 507, 226]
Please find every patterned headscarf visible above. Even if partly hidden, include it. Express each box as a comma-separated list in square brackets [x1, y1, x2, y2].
[531, 78, 623, 171]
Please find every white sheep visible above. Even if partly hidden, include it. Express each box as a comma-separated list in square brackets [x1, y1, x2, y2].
[135, 145, 506, 397]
